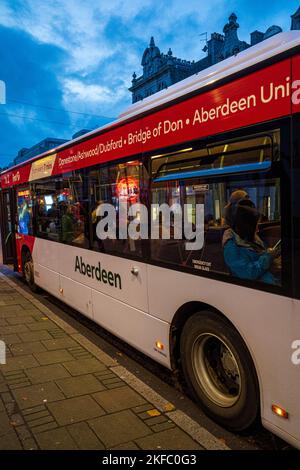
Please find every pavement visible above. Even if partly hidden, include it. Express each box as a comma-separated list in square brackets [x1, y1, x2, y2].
[0, 270, 230, 451]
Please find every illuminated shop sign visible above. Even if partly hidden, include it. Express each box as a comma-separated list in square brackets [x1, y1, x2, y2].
[117, 177, 139, 203]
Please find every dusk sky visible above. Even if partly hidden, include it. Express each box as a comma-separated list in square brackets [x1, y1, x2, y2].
[0, 0, 299, 167]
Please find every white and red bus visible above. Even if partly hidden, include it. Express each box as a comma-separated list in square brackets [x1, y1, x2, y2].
[1, 31, 300, 448]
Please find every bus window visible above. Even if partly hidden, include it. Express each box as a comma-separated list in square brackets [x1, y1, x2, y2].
[151, 131, 279, 181]
[35, 179, 62, 241]
[17, 188, 33, 236]
[151, 181, 185, 265]
[151, 177, 282, 287]
[60, 171, 89, 248]
[89, 160, 145, 257]
[35, 173, 89, 247]
[186, 178, 281, 286]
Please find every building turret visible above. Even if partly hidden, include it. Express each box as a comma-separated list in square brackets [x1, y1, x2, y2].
[291, 7, 300, 30]
[222, 13, 250, 58]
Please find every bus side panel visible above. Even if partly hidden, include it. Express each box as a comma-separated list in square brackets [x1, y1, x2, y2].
[147, 264, 300, 449]
[91, 288, 170, 367]
[55, 241, 149, 313]
[15, 234, 35, 273]
[31, 238, 170, 367]
[59, 274, 93, 320]
[32, 237, 60, 297]
[33, 237, 59, 273]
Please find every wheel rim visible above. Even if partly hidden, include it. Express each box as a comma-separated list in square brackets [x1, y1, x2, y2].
[24, 260, 33, 284]
[191, 333, 241, 407]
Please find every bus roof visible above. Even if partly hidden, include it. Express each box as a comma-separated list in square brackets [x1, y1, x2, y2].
[2, 30, 300, 176]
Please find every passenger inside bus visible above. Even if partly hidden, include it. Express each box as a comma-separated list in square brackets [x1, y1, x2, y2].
[223, 189, 249, 227]
[61, 204, 74, 244]
[18, 200, 31, 235]
[222, 197, 281, 285]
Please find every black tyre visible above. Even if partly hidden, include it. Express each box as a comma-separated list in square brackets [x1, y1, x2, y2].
[22, 252, 39, 292]
[180, 310, 259, 431]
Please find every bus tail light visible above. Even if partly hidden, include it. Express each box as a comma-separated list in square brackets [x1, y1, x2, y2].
[272, 404, 289, 419]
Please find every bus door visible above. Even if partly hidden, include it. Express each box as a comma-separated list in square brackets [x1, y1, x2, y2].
[0, 188, 17, 268]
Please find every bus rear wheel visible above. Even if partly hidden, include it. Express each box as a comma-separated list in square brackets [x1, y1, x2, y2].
[180, 311, 259, 432]
[22, 252, 38, 292]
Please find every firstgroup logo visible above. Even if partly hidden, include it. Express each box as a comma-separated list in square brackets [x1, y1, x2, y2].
[0, 79, 6, 104]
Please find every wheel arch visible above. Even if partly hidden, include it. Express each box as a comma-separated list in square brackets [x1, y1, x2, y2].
[169, 300, 261, 403]
[21, 243, 32, 268]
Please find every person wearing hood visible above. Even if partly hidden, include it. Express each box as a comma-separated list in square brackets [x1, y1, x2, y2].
[222, 198, 280, 285]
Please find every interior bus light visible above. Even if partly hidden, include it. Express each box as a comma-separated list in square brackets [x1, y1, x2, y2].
[156, 341, 164, 351]
[272, 404, 289, 419]
[151, 147, 193, 159]
[177, 147, 193, 153]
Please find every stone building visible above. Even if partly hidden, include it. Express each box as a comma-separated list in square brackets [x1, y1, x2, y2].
[129, 7, 300, 104]
[13, 137, 67, 166]
[12, 129, 92, 167]
[292, 7, 300, 30]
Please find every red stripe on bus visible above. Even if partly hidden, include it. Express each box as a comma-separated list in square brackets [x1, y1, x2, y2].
[1, 55, 298, 188]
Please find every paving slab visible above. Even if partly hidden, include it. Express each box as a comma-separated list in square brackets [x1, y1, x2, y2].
[33, 349, 74, 365]
[63, 358, 107, 376]
[12, 382, 65, 409]
[89, 410, 152, 447]
[10, 341, 47, 356]
[18, 331, 53, 342]
[1, 354, 39, 373]
[111, 441, 140, 450]
[6, 316, 36, 325]
[0, 431, 22, 450]
[0, 305, 27, 315]
[25, 364, 71, 384]
[56, 374, 105, 398]
[27, 322, 60, 331]
[67, 422, 105, 450]
[35, 427, 78, 450]
[1, 324, 30, 334]
[48, 395, 105, 425]
[135, 427, 203, 450]
[41, 337, 78, 350]
[92, 385, 146, 413]
[0, 410, 14, 437]
[0, 334, 22, 345]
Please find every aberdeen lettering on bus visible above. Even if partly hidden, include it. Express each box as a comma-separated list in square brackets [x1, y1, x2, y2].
[75, 256, 122, 290]
[193, 95, 257, 125]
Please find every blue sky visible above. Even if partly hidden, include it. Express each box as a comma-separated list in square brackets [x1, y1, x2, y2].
[0, 0, 299, 167]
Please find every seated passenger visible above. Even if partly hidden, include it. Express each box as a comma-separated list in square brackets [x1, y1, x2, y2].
[224, 189, 249, 227]
[19, 201, 30, 235]
[222, 199, 280, 285]
[61, 204, 74, 244]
